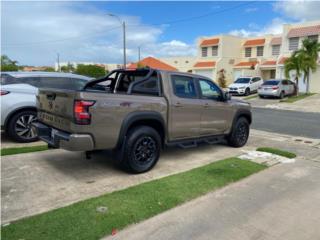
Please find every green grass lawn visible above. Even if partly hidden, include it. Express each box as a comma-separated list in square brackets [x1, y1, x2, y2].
[1, 145, 48, 156]
[280, 93, 315, 103]
[2, 158, 266, 240]
[257, 147, 296, 158]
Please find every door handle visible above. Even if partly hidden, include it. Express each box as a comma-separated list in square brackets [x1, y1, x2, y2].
[174, 102, 183, 108]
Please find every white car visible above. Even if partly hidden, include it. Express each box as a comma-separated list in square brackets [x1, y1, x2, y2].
[1, 72, 92, 142]
[228, 76, 263, 96]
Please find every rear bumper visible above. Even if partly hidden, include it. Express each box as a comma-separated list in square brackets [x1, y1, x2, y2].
[258, 89, 279, 97]
[32, 122, 94, 151]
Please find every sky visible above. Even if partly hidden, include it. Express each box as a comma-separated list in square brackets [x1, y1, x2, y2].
[2, 0, 320, 66]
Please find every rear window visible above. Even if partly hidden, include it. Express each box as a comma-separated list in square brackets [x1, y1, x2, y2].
[235, 78, 250, 84]
[262, 81, 280, 86]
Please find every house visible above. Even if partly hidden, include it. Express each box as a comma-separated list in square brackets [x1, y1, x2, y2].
[195, 20, 320, 92]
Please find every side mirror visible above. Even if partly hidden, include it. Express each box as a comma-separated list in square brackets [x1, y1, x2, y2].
[224, 91, 231, 101]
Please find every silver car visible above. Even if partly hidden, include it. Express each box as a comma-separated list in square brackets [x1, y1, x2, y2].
[258, 79, 296, 99]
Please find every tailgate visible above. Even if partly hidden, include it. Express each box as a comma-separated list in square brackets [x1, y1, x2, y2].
[37, 88, 77, 131]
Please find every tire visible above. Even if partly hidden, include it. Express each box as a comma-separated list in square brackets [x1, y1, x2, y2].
[279, 91, 285, 99]
[227, 117, 250, 148]
[7, 110, 38, 143]
[245, 88, 250, 96]
[120, 126, 161, 173]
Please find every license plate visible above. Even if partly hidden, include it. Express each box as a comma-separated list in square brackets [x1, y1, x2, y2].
[51, 129, 58, 139]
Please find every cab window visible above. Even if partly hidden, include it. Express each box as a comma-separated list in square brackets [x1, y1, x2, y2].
[171, 75, 197, 98]
[198, 79, 222, 100]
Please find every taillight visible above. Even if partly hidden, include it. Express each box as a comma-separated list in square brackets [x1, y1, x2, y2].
[272, 86, 279, 90]
[74, 100, 95, 125]
[1, 90, 10, 96]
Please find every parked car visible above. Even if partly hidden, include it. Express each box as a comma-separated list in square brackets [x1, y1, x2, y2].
[228, 76, 263, 96]
[1, 72, 92, 142]
[33, 68, 252, 173]
[258, 79, 296, 99]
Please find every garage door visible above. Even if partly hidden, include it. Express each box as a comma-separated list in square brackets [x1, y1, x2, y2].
[233, 70, 242, 81]
[194, 69, 213, 80]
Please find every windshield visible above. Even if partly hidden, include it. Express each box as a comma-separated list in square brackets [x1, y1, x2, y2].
[235, 78, 250, 84]
[262, 80, 279, 86]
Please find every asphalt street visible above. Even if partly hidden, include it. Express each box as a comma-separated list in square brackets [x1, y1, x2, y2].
[252, 107, 320, 139]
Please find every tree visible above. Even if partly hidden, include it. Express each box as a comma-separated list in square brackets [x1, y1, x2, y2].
[75, 64, 106, 78]
[284, 54, 303, 95]
[217, 69, 227, 88]
[61, 62, 75, 73]
[1, 55, 19, 71]
[43, 67, 55, 72]
[294, 39, 320, 93]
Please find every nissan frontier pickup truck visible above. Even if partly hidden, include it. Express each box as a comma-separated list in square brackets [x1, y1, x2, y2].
[33, 68, 252, 173]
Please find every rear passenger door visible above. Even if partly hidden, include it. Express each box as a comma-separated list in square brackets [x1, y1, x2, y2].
[168, 74, 202, 140]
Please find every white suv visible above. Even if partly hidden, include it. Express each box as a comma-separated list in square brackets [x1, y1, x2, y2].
[228, 76, 263, 96]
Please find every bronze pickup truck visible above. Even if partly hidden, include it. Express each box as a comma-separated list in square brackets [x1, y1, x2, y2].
[33, 68, 251, 173]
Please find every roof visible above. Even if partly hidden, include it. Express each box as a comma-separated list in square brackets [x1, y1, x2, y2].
[287, 25, 320, 38]
[193, 61, 216, 68]
[234, 61, 258, 68]
[278, 57, 288, 65]
[243, 38, 265, 46]
[200, 38, 219, 47]
[270, 37, 282, 45]
[1, 71, 93, 80]
[127, 57, 177, 71]
[261, 60, 277, 66]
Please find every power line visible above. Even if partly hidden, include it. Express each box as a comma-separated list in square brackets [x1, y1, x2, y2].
[2, 1, 256, 47]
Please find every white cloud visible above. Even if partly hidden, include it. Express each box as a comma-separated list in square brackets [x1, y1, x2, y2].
[229, 18, 285, 37]
[274, 0, 320, 21]
[1, 2, 195, 66]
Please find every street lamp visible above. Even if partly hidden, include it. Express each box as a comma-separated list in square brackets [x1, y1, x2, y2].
[108, 13, 126, 69]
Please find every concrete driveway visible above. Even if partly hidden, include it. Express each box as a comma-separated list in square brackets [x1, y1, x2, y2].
[105, 148, 320, 240]
[2, 130, 319, 224]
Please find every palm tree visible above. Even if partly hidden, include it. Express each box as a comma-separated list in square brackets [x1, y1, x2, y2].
[295, 39, 320, 93]
[284, 54, 303, 95]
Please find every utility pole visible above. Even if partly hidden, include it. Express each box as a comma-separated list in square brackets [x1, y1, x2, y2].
[57, 53, 60, 72]
[138, 46, 141, 62]
[108, 14, 126, 69]
[123, 21, 126, 69]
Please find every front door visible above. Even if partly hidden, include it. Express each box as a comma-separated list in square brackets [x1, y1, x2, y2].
[168, 74, 202, 140]
[197, 79, 233, 136]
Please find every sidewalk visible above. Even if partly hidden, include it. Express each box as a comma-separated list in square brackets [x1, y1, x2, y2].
[106, 157, 320, 240]
[249, 93, 320, 113]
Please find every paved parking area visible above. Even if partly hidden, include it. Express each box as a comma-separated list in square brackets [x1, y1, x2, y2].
[1, 132, 45, 149]
[2, 130, 319, 224]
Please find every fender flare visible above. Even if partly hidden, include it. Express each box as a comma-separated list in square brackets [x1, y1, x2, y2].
[229, 109, 252, 134]
[116, 111, 166, 149]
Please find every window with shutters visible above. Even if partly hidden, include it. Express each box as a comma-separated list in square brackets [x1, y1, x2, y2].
[272, 45, 280, 56]
[245, 47, 252, 57]
[289, 37, 299, 51]
[212, 46, 218, 56]
[201, 47, 208, 57]
[257, 46, 264, 56]
[308, 35, 318, 42]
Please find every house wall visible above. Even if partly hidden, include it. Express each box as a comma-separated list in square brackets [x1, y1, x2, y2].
[159, 56, 196, 72]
